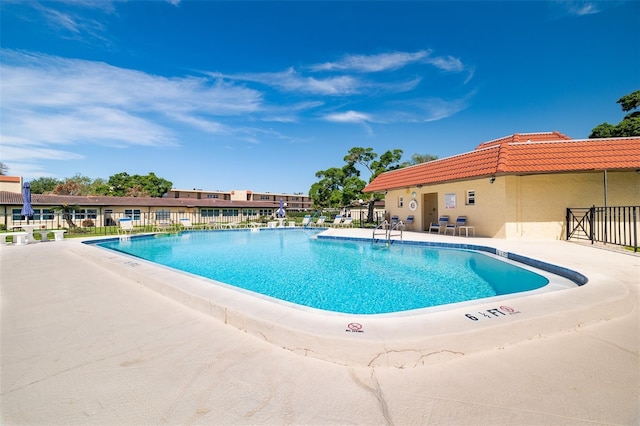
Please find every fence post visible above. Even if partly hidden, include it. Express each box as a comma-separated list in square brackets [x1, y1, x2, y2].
[589, 205, 595, 245]
[634, 206, 638, 253]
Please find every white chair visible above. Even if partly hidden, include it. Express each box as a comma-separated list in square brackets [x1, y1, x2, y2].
[429, 216, 449, 234]
[340, 217, 353, 227]
[445, 216, 467, 235]
[300, 215, 311, 226]
[118, 218, 134, 234]
[309, 216, 326, 227]
[329, 215, 343, 227]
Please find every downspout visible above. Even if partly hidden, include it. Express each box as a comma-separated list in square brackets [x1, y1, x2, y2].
[603, 169, 608, 244]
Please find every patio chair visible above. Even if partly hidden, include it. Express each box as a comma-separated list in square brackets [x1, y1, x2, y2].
[340, 217, 353, 227]
[445, 216, 467, 235]
[301, 215, 311, 227]
[329, 215, 343, 227]
[429, 216, 449, 234]
[309, 216, 326, 227]
[118, 217, 134, 234]
[179, 218, 199, 230]
[154, 220, 174, 232]
[404, 215, 414, 230]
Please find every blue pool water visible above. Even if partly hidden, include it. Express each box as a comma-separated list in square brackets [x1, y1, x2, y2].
[95, 229, 550, 314]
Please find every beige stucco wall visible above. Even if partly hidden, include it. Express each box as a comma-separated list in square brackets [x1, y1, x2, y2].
[382, 170, 640, 240]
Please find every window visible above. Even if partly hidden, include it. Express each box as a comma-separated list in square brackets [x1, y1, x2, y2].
[222, 209, 239, 217]
[125, 209, 141, 220]
[242, 209, 257, 216]
[206, 194, 219, 199]
[154, 210, 170, 221]
[259, 195, 271, 200]
[398, 197, 404, 208]
[201, 209, 219, 217]
[466, 190, 475, 206]
[41, 209, 55, 220]
[259, 209, 272, 216]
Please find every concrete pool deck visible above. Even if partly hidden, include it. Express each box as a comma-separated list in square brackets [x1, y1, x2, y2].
[1, 229, 638, 424]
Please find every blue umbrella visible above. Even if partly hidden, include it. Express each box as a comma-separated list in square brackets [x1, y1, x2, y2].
[276, 198, 285, 218]
[21, 181, 35, 224]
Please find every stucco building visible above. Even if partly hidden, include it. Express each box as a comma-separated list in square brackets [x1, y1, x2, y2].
[364, 132, 640, 240]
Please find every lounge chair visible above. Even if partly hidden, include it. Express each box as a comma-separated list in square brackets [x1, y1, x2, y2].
[429, 216, 449, 234]
[309, 216, 326, 227]
[300, 215, 311, 227]
[340, 217, 353, 227]
[445, 216, 467, 235]
[118, 217, 135, 234]
[154, 220, 174, 232]
[329, 215, 343, 227]
[179, 218, 199, 230]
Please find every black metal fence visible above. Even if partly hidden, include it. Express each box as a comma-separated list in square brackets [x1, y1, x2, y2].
[6, 208, 388, 238]
[566, 206, 639, 252]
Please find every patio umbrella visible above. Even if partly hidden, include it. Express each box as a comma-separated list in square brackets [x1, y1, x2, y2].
[21, 181, 35, 224]
[276, 198, 285, 218]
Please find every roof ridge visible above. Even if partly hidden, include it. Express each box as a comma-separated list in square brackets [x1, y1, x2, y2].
[508, 136, 640, 146]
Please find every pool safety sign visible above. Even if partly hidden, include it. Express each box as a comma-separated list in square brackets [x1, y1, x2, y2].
[465, 305, 521, 321]
[345, 322, 364, 333]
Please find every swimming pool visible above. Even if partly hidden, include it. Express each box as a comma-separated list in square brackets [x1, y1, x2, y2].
[92, 229, 575, 315]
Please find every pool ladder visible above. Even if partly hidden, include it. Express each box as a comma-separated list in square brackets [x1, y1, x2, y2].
[372, 220, 404, 245]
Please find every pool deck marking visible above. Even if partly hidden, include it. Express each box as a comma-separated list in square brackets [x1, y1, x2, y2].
[68, 227, 633, 367]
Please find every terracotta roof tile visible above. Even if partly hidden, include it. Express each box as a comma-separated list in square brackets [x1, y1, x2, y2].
[364, 135, 640, 192]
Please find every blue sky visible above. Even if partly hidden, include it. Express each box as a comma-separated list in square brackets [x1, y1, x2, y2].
[1, 0, 638, 194]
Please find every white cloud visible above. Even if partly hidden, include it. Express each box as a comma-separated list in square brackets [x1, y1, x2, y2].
[323, 111, 373, 124]
[214, 68, 364, 96]
[0, 49, 267, 157]
[310, 50, 430, 73]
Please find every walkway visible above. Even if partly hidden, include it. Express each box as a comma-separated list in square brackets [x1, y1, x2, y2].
[1, 230, 638, 425]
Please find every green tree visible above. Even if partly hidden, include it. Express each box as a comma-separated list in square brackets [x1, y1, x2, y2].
[311, 147, 406, 222]
[309, 164, 364, 209]
[98, 172, 172, 197]
[406, 153, 438, 166]
[590, 90, 640, 138]
[52, 174, 93, 196]
[28, 177, 61, 194]
[0, 162, 8, 175]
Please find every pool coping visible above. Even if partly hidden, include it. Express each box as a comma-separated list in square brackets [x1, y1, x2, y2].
[73, 228, 632, 367]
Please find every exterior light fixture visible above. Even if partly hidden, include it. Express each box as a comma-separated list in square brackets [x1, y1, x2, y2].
[489, 176, 496, 184]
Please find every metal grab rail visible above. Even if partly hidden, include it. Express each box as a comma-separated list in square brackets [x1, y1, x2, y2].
[567, 206, 638, 252]
[372, 220, 404, 245]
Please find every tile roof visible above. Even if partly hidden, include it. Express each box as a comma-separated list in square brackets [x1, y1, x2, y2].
[364, 134, 640, 192]
[0, 192, 281, 208]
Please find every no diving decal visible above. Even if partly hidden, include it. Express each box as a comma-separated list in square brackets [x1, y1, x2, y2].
[345, 322, 364, 333]
[465, 305, 521, 321]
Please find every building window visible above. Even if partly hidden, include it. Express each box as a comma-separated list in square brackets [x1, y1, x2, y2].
[242, 209, 257, 216]
[125, 209, 142, 220]
[398, 196, 404, 208]
[206, 194, 219, 199]
[466, 190, 475, 205]
[41, 209, 55, 220]
[222, 209, 239, 217]
[154, 210, 170, 221]
[259, 209, 272, 216]
[259, 195, 271, 200]
[201, 209, 219, 217]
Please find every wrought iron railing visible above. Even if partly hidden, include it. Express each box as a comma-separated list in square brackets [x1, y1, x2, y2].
[566, 206, 639, 252]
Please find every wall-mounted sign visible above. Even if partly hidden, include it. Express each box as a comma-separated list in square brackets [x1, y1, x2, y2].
[445, 193, 456, 209]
